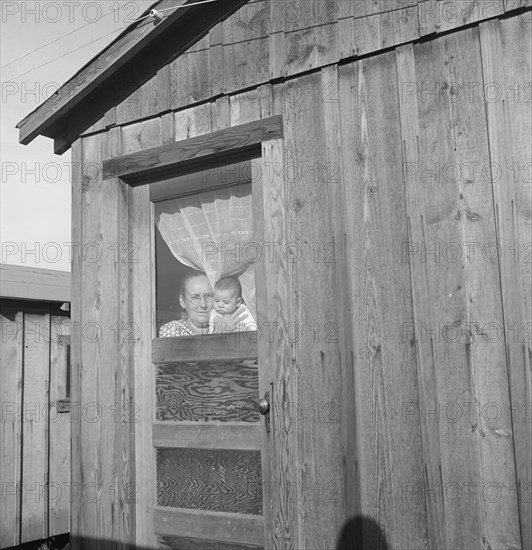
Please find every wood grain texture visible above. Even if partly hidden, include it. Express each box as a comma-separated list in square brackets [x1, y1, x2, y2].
[81, 116, 107, 137]
[222, 1, 270, 43]
[500, 21, 532, 527]
[208, 25, 225, 98]
[0, 264, 70, 303]
[412, 28, 520, 548]
[396, 44, 448, 550]
[439, 27, 520, 549]
[337, 0, 418, 20]
[321, 64, 359, 526]
[69, 139, 83, 549]
[121, 119, 162, 157]
[76, 127, 139, 549]
[20, 0, 529, 149]
[341, 53, 430, 548]
[251, 83, 284, 550]
[153, 422, 261, 450]
[153, 506, 264, 545]
[152, 333, 258, 363]
[340, 4, 419, 58]
[481, 18, 532, 549]
[282, 72, 346, 549]
[125, 121, 161, 549]
[48, 319, 71, 536]
[157, 65, 172, 114]
[393, 27, 526, 549]
[79, 132, 119, 548]
[170, 48, 211, 109]
[155, 360, 260, 422]
[122, 109, 277, 546]
[0, 311, 23, 548]
[174, 103, 213, 141]
[103, 116, 282, 184]
[156, 449, 262, 514]
[254, 127, 300, 548]
[413, 35, 483, 550]
[158, 534, 263, 550]
[20, 313, 49, 543]
[105, 125, 136, 548]
[116, 73, 159, 126]
[284, 23, 339, 77]
[230, 91, 264, 128]
[504, 0, 532, 8]
[130, 182, 158, 550]
[418, 0, 505, 36]
[161, 113, 175, 146]
[223, 38, 270, 95]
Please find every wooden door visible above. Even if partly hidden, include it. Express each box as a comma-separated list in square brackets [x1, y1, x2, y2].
[151, 334, 265, 549]
[119, 119, 286, 549]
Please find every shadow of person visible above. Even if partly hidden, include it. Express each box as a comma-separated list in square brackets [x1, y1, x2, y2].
[336, 515, 389, 550]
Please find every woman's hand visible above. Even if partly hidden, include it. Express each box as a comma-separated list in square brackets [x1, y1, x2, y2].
[212, 307, 247, 333]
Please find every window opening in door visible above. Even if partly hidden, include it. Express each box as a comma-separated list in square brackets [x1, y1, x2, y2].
[154, 176, 256, 338]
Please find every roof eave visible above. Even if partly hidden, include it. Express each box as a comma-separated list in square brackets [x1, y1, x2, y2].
[17, 0, 250, 155]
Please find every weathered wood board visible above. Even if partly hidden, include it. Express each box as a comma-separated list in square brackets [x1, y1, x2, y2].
[0, 308, 71, 549]
[63, 2, 532, 549]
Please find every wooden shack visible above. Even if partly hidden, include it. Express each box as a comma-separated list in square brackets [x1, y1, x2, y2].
[16, 1, 531, 549]
[0, 264, 71, 548]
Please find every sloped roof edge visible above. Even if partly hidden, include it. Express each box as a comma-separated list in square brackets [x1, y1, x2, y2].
[16, 0, 161, 131]
[17, 0, 250, 155]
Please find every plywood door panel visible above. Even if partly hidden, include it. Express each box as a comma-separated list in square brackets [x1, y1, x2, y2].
[155, 359, 260, 422]
[152, 337, 264, 548]
[157, 448, 262, 513]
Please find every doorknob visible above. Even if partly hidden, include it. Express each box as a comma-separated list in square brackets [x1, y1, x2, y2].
[257, 391, 271, 433]
[258, 397, 270, 415]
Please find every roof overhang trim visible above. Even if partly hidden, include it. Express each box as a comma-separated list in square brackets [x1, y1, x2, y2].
[17, 0, 250, 154]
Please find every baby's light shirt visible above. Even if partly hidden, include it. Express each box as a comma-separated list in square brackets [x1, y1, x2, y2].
[208, 305, 257, 333]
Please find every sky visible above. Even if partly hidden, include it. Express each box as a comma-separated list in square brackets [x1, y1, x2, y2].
[1, 0, 153, 271]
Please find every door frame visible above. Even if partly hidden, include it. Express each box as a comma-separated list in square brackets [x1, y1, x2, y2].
[104, 115, 285, 549]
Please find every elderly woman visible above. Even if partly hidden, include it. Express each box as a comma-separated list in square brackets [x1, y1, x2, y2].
[159, 270, 246, 337]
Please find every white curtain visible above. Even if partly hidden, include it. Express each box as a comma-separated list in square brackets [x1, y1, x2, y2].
[155, 184, 256, 319]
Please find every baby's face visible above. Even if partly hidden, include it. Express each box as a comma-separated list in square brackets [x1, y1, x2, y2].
[213, 288, 241, 315]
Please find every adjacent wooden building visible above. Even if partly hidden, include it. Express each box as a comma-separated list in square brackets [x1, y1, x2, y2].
[0, 264, 71, 548]
[16, 1, 531, 549]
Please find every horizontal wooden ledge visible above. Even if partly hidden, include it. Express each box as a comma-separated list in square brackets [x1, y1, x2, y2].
[152, 332, 258, 363]
[153, 422, 261, 450]
[153, 506, 264, 546]
[102, 115, 283, 184]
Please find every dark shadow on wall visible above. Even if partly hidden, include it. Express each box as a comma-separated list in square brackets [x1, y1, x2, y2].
[8, 524, 387, 550]
[336, 516, 389, 550]
[69, 536, 261, 550]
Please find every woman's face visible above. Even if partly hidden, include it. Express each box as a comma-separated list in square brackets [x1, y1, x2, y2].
[179, 275, 214, 329]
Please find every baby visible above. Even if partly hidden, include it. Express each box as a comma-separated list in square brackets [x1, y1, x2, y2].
[208, 276, 257, 333]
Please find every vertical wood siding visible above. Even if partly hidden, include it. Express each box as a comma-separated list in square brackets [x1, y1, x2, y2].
[72, 7, 531, 550]
[0, 310, 70, 549]
[82, 0, 521, 134]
